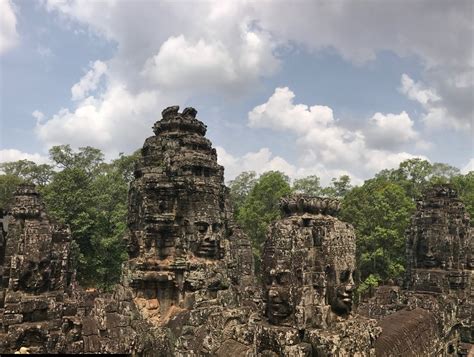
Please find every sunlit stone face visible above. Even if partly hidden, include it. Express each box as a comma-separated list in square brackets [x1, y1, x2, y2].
[321, 220, 357, 317]
[326, 266, 356, 316]
[265, 268, 293, 324]
[192, 220, 223, 259]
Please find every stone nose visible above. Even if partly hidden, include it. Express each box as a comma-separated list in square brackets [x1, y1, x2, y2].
[206, 231, 216, 241]
[345, 284, 355, 293]
[204, 226, 214, 239]
[268, 288, 279, 298]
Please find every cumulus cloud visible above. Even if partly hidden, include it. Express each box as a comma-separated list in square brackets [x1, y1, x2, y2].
[71, 60, 108, 101]
[142, 36, 237, 90]
[249, 87, 334, 134]
[216, 145, 363, 185]
[247, 87, 426, 181]
[36, 82, 175, 158]
[142, 30, 278, 93]
[0, 149, 49, 165]
[37, 1, 280, 157]
[365, 111, 420, 150]
[44, 0, 279, 95]
[32, 110, 45, 123]
[461, 158, 474, 174]
[398, 73, 468, 130]
[37, 0, 469, 174]
[0, 0, 19, 55]
[252, 1, 473, 130]
[216, 146, 296, 181]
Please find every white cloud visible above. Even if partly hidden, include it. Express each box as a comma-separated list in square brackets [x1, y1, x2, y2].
[0, 0, 19, 55]
[365, 111, 420, 150]
[37, 0, 470, 174]
[461, 158, 474, 174]
[142, 29, 278, 93]
[248, 87, 427, 182]
[45, 1, 279, 96]
[216, 145, 364, 186]
[32, 110, 45, 123]
[216, 146, 296, 181]
[249, 87, 334, 134]
[36, 82, 174, 158]
[71, 60, 108, 101]
[0, 149, 49, 165]
[142, 36, 237, 90]
[400, 73, 470, 131]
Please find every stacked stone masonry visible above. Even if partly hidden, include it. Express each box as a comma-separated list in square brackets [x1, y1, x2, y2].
[0, 107, 472, 356]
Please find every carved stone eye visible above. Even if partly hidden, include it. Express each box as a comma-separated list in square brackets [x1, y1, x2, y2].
[340, 270, 350, 283]
[277, 272, 291, 285]
[212, 223, 222, 232]
[195, 222, 209, 233]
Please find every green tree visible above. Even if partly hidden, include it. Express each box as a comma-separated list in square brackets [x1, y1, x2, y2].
[431, 162, 460, 180]
[451, 171, 474, 224]
[293, 175, 322, 196]
[42, 146, 136, 288]
[228, 171, 257, 213]
[322, 175, 352, 198]
[236, 171, 292, 270]
[0, 160, 55, 187]
[0, 174, 22, 210]
[340, 178, 415, 290]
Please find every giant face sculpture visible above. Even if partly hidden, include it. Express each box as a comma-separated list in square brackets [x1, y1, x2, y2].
[323, 224, 357, 317]
[262, 221, 296, 325]
[192, 220, 223, 259]
[326, 266, 355, 316]
[263, 197, 359, 326]
[265, 267, 293, 324]
[415, 233, 442, 268]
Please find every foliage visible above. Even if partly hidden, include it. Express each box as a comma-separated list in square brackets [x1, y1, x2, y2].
[0, 174, 23, 210]
[0, 159, 55, 186]
[229, 171, 258, 212]
[356, 273, 381, 298]
[376, 158, 460, 199]
[340, 178, 415, 282]
[322, 175, 352, 198]
[1, 146, 472, 293]
[41, 146, 136, 289]
[451, 171, 474, 224]
[293, 175, 322, 196]
[235, 171, 292, 270]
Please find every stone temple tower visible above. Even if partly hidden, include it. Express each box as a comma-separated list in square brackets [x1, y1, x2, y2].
[123, 106, 254, 325]
[405, 184, 472, 293]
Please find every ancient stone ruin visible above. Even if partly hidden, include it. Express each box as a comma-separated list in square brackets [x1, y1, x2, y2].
[0, 107, 472, 355]
[0, 183, 76, 353]
[359, 184, 473, 356]
[258, 195, 379, 355]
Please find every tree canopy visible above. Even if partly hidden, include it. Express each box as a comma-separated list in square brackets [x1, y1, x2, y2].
[1, 149, 472, 293]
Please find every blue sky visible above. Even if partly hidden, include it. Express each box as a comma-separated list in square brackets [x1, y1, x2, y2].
[0, 0, 473, 184]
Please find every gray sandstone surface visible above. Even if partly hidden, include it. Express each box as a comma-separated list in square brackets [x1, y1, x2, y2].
[0, 107, 472, 356]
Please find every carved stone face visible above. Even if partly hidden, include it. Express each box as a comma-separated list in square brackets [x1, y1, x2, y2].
[326, 267, 355, 316]
[416, 235, 441, 268]
[265, 268, 293, 323]
[192, 220, 223, 259]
